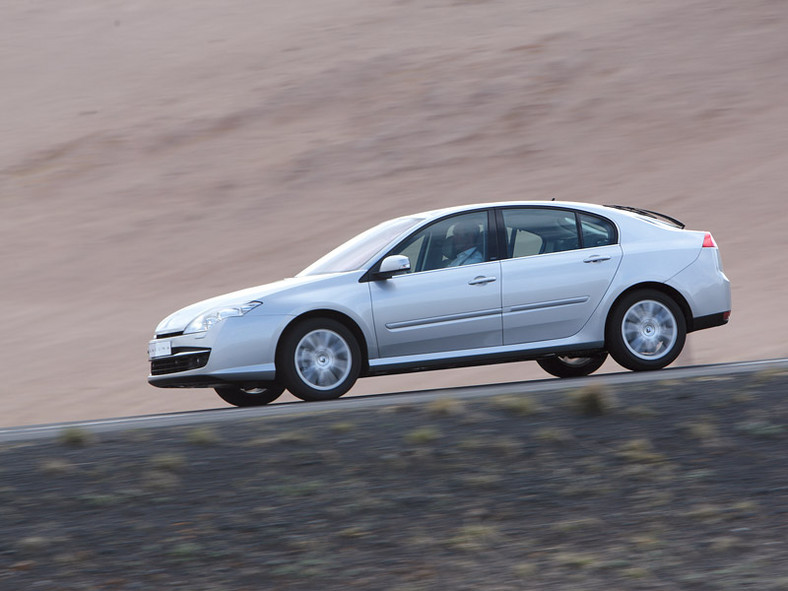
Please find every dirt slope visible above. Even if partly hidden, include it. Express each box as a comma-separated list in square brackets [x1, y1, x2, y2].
[1, 0, 787, 426]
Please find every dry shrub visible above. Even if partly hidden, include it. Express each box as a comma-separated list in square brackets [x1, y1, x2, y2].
[404, 426, 441, 445]
[58, 427, 94, 447]
[567, 384, 615, 416]
[426, 397, 465, 416]
[186, 426, 221, 445]
[448, 524, 500, 551]
[616, 439, 665, 463]
[492, 394, 542, 416]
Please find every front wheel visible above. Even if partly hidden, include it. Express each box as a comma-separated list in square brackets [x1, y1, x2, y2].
[278, 318, 362, 402]
[537, 352, 608, 378]
[606, 289, 686, 371]
[214, 385, 285, 407]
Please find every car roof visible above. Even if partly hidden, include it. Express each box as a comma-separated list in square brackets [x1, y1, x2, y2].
[409, 200, 616, 220]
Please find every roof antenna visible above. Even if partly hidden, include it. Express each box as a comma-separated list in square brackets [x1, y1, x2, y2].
[551, 197, 555, 201]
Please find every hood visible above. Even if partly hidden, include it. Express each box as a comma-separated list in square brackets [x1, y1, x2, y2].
[154, 274, 338, 334]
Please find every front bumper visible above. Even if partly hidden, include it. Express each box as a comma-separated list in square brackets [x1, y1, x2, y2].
[150, 348, 211, 376]
[147, 313, 292, 388]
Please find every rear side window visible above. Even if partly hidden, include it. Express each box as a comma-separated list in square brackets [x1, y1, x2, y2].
[501, 208, 618, 259]
[502, 208, 580, 257]
[579, 213, 617, 247]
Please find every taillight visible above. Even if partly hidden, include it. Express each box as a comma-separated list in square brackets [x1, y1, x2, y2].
[702, 232, 717, 248]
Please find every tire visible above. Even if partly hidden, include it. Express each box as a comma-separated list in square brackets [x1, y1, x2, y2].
[214, 384, 285, 407]
[606, 289, 686, 371]
[278, 318, 361, 402]
[537, 352, 608, 378]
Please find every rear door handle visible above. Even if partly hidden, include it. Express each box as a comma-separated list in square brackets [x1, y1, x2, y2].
[583, 255, 611, 263]
[468, 276, 497, 285]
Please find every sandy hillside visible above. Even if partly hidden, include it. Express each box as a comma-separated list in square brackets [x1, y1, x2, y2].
[1, 0, 786, 427]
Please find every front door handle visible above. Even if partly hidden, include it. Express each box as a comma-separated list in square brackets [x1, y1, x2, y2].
[583, 255, 611, 263]
[468, 276, 497, 285]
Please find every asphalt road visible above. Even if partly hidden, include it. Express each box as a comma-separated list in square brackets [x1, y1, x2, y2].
[2, 358, 786, 443]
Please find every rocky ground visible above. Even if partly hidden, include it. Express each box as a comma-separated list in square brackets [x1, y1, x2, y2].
[1, 368, 787, 590]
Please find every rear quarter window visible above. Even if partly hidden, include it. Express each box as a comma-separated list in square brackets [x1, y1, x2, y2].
[579, 213, 617, 247]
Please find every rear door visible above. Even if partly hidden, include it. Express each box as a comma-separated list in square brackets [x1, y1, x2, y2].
[498, 207, 622, 345]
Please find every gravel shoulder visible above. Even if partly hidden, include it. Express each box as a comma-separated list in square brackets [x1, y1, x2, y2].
[2, 369, 787, 590]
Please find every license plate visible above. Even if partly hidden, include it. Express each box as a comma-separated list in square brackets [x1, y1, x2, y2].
[148, 340, 172, 360]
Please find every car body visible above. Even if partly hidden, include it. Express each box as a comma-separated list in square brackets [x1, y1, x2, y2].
[148, 201, 731, 406]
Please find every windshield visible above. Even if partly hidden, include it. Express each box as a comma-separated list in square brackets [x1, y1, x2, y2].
[298, 216, 425, 276]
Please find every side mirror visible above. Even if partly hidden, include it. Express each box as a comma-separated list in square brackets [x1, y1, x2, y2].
[375, 255, 411, 279]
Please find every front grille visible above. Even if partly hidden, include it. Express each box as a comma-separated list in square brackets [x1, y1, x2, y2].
[151, 350, 210, 375]
[156, 331, 184, 339]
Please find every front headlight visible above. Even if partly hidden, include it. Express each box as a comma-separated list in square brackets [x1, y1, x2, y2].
[184, 301, 262, 335]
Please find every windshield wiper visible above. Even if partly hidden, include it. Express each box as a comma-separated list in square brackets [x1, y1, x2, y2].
[604, 205, 685, 229]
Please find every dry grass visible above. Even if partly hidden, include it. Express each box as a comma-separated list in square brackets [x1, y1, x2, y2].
[186, 426, 221, 445]
[552, 517, 605, 532]
[426, 397, 465, 416]
[57, 427, 94, 447]
[566, 384, 615, 416]
[492, 394, 542, 416]
[38, 459, 76, 475]
[447, 524, 500, 551]
[17, 536, 56, 553]
[149, 453, 187, 472]
[736, 420, 785, 437]
[683, 501, 759, 523]
[330, 421, 355, 433]
[709, 536, 747, 552]
[512, 562, 539, 578]
[626, 405, 659, 418]
[682, 420, 721, 442]
[551, 551, 600, 569]
[630, 534, 663, 550]
[622, 567, 651, 579]
[404, 426, 441, 444]
[459, 474, 504, 489]
[245, 429, 314, 446]
[752, 367, 788, 384]
[616, 439, 666, 463]
[534, 427, 573, 443]
[143, 470, 181, 490]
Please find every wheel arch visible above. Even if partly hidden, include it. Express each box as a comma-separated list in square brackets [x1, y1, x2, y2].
[276, 309, 371, 377]
[605, 282, 693, 339]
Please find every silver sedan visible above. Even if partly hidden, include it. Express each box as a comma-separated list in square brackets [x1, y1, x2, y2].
[148, 201, 731, 406]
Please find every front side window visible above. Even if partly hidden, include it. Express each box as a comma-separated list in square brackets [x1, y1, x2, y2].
[502, 208, 580, 257]
[388, 211, 489, 273]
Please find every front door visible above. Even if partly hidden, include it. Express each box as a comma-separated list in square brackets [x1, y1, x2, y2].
[368, 210, 503, 358]
[370, 262, 503, 358]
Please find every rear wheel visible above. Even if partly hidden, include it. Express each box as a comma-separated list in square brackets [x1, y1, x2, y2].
[214, 385, 285, 407]
[537, 352, 608, 378]
[278, 318, 361, 402]
[606, 289, 686, 371]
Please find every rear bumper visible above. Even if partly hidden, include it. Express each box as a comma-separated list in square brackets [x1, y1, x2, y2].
[666, 247, 731, 323]
[690, 311, 730, 333]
